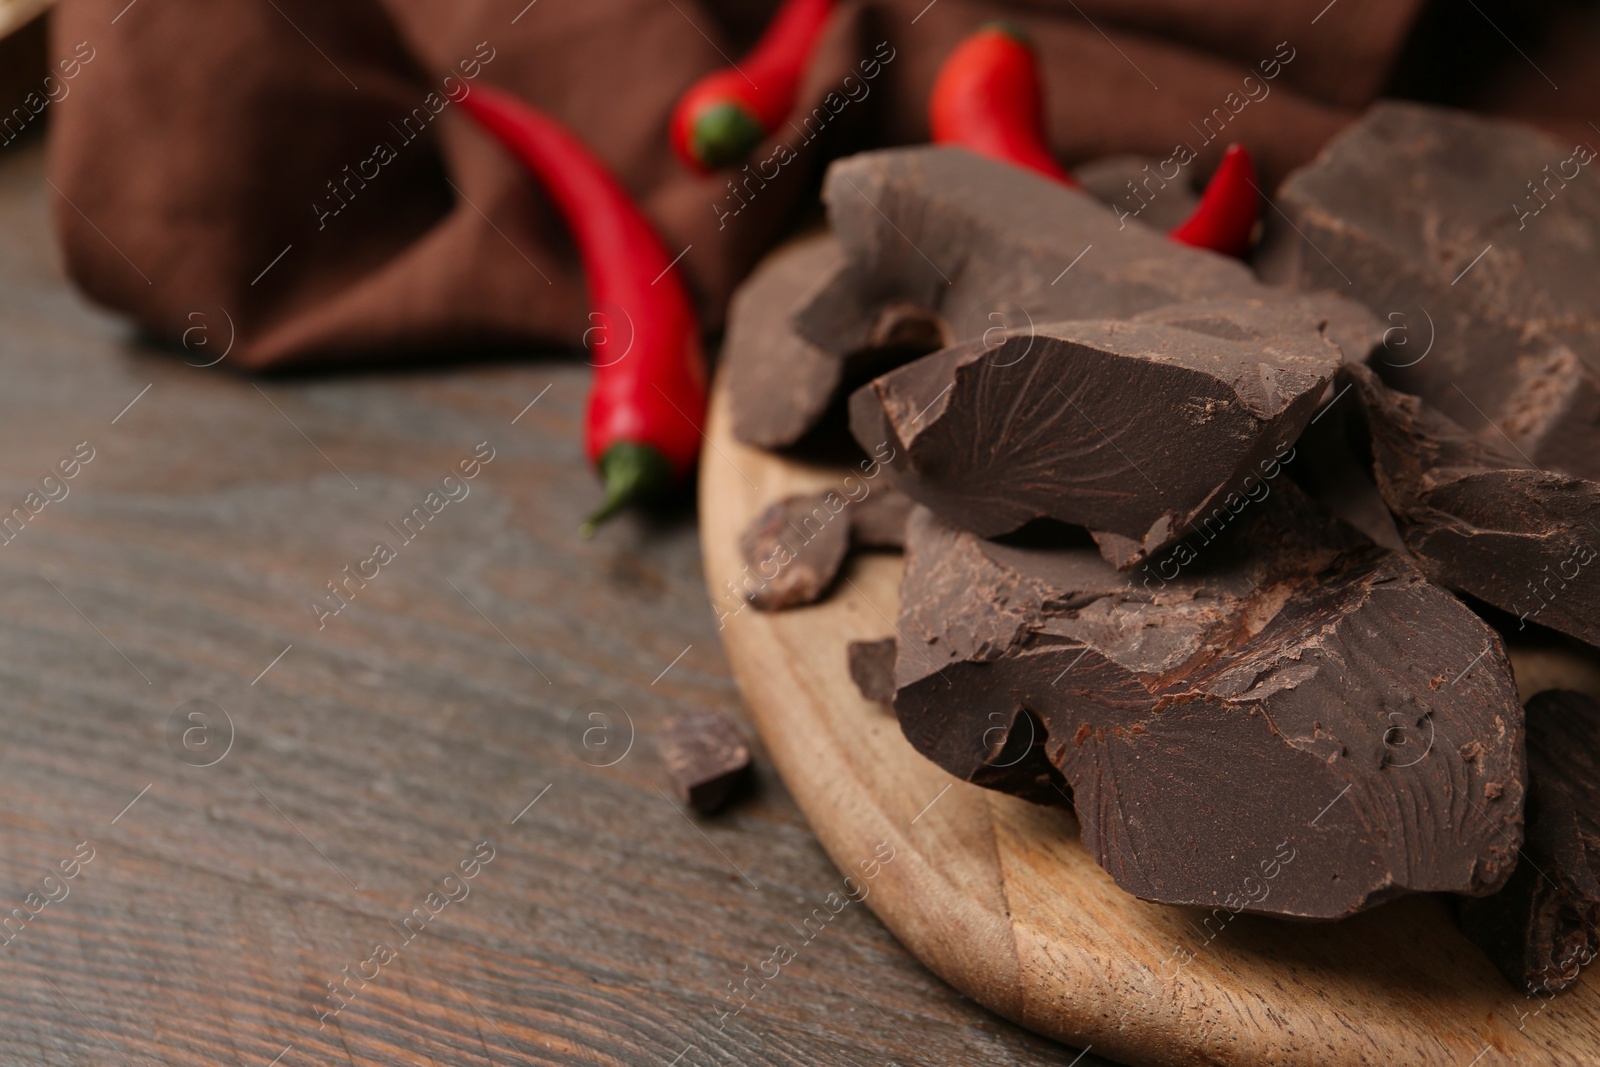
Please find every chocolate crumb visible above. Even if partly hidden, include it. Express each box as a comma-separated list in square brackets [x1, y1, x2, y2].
[738, 493, 851, 611]
[847, 638, 897, 704]
[658, 711, 752, 814]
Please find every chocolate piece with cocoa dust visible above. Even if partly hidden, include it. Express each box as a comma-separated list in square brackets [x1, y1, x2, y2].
[891, 489, 1525, 918]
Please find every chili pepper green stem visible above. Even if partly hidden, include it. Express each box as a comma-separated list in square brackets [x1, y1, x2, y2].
[580, 441, 678, 538]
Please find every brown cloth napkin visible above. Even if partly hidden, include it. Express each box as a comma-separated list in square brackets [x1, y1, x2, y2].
[44, 0, 1529, 370]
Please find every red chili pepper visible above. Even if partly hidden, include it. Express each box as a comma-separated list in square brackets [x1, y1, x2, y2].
[1168, 143, 1259, 259]
[669, 0, 836, 173]
[928, 22, 1078, 187]
[459, 84, 706, 535]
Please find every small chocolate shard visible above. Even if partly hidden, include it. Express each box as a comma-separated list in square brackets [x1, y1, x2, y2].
[892, 487, 1526, 918]
[659, 711, 752, 814]
[1458, 690, 1600, 994]
[1347, 363, 1600, 650]
[849, 486, 913, 550]
[736, 485, 913, 614]
[738, 492, 852, 611]
[850, 297, 1358, 567]
[848, 638, 898, 704]
[1277, 102, 1600, 480]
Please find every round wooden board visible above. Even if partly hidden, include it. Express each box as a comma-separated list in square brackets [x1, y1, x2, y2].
[698, 374, 1600, 1067]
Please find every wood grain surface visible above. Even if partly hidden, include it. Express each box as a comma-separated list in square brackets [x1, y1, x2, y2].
[0, 139, 1106, 1067]
[700, 376, 1600, 1066]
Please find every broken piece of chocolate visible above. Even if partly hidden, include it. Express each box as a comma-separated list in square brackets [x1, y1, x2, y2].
[1347, 363, 1600, 649]
[850, 297, 1357, 567]
[659, 711, 752, 814]
[1277, 102, 1600, 480]
[891, 488, 1525, 918]
[848, 637, 897, 704]
[1457, 690, 1600, 994]
[823, 146, 1260, 347]
[725, 147, 1377, 452]
[849, 486, 913, 550]
[723, 234, 855, 451]
[738, 491, 852, 610]
[737, 482, 912, 612]
[723, 235, 954, 452]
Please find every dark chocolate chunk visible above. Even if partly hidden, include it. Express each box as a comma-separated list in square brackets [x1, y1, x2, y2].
[1347, 363, 1600, 649]
[738, 492, 852, 611]
[847, 638, 898, 704]
[850, 297, 1355, 567]
[659, 711, 752, 814]
[849, 486, 913, 550]
[1458, 690, 1600, 994]
[725, 147, 1375, 452]
[823, 146, 1259, 348]
[793, 269, 953, 373]
[824, 147, 1380, 354]
[892, 488, 1526, 918]
[723, 236, 953, 452]
[1277, 102, 1600, 480]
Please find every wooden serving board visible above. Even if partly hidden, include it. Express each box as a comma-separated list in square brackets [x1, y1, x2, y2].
[698, 375, 1600, 1067]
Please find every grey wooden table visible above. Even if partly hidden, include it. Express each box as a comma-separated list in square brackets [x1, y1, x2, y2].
[0, 137, 1109, 1066]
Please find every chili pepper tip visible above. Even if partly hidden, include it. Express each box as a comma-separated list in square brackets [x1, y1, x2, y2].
[580, 441, 679, 538]
[690, 101, 767, 171]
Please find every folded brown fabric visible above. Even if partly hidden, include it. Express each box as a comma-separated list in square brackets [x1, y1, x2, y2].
[42, 0, 1466, 370]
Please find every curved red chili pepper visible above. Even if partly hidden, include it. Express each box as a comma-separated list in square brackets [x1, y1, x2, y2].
[670, 0, 836, 173]
[928, 22, 1078, 187]
[1168, 143, 1259, 259]
[459, 84, 706, 535]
